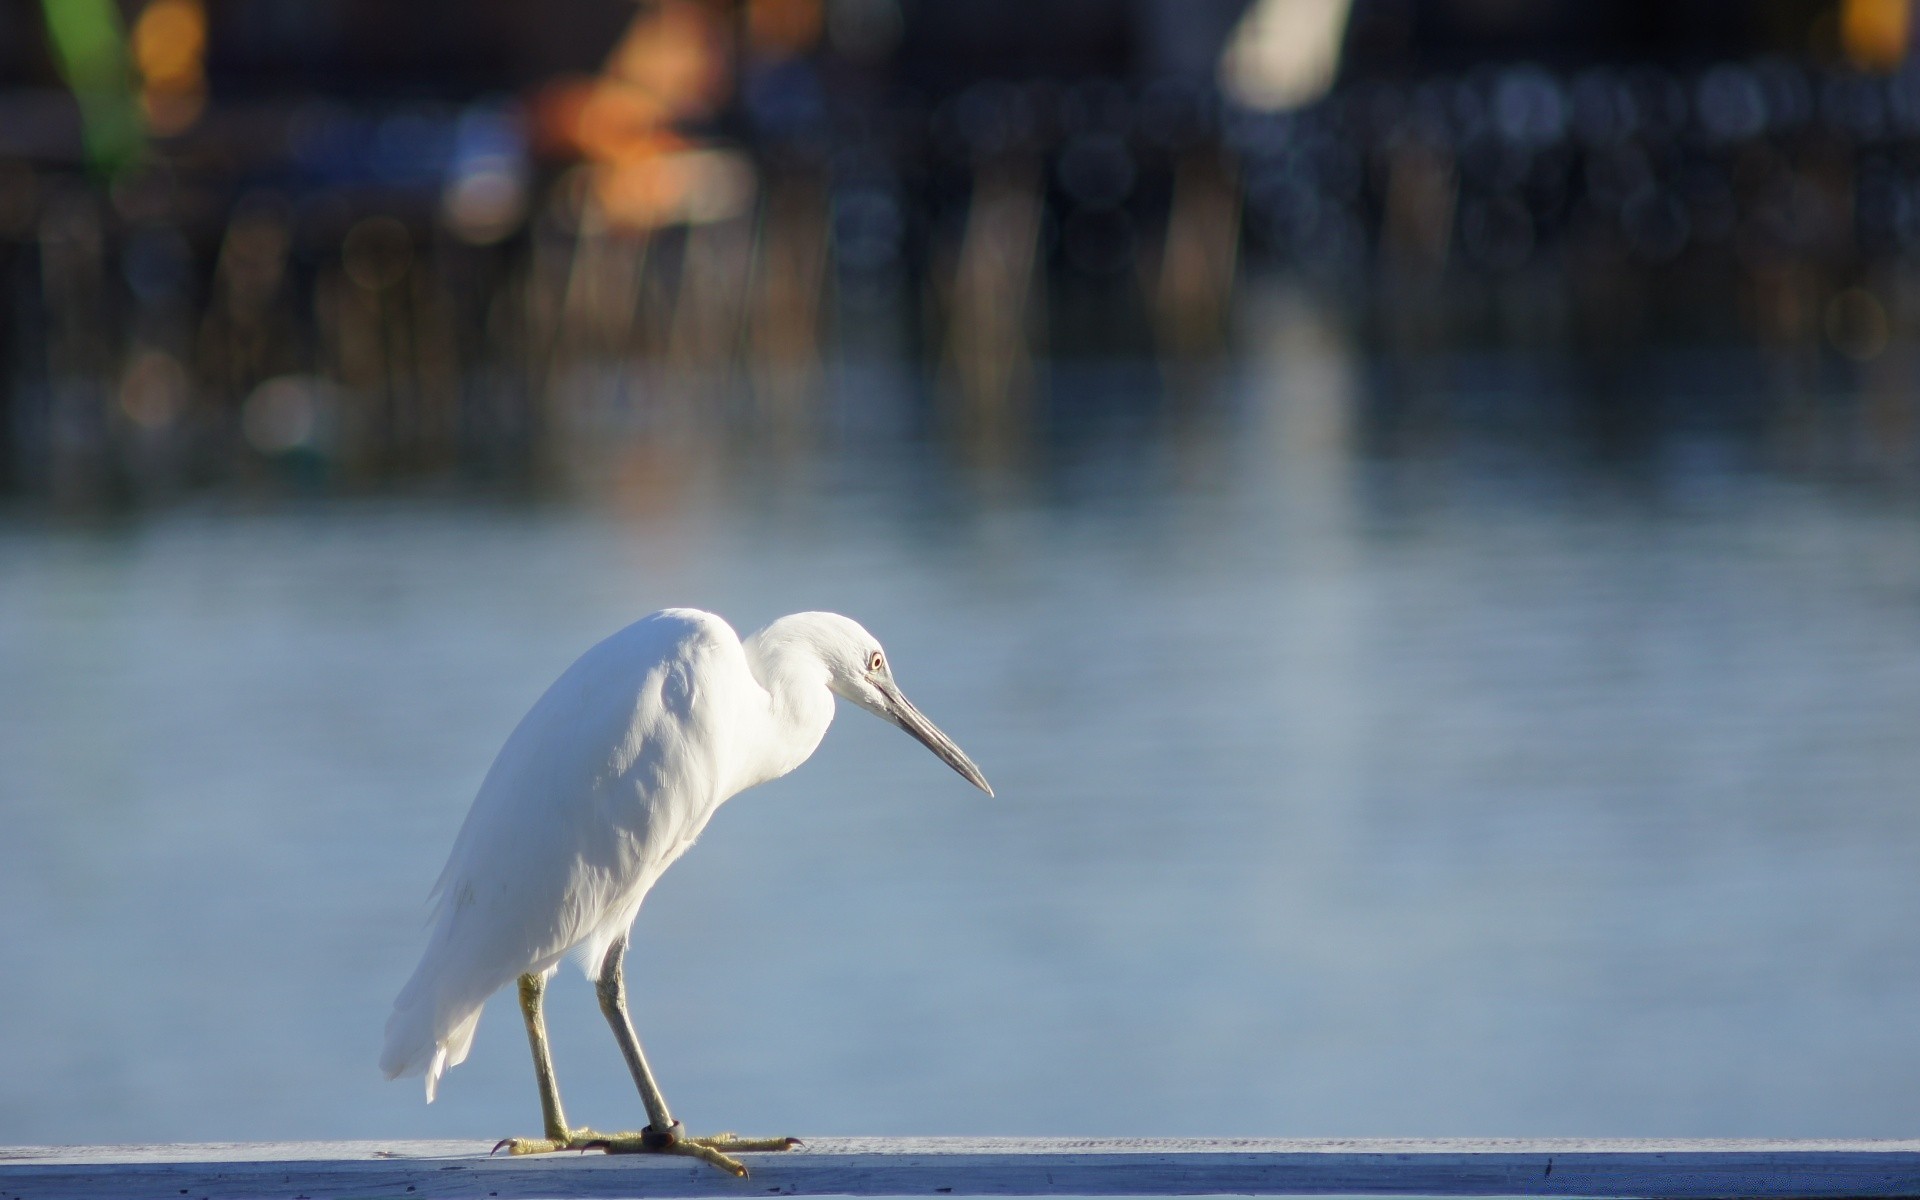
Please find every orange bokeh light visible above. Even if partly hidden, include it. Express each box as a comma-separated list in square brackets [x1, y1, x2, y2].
[1842, 0, 1911, 72]
[531, 0, 758, 231]
[132, 0, 207, 135]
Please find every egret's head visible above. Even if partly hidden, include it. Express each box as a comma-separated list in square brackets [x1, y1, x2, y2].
[767, 611, 993, 796]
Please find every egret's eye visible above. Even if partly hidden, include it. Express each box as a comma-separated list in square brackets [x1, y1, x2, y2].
[868, 651, 885, 673]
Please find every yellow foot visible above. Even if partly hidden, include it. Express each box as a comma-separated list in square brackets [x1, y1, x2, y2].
[492, 1126, 614, 1156]
[591, 1125, 802, 1177]
[493, 1124, 800, 1177]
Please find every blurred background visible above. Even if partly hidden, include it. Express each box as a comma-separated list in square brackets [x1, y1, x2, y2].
[5, 0, 1920, 1147]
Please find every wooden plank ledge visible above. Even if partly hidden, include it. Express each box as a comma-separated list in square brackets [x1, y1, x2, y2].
[5, 1137, 1920, 1199]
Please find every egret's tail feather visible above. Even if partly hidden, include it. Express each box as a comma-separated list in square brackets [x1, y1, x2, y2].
[381, 989, 483, 1104]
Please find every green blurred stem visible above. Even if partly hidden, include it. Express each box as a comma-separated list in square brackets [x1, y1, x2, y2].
[41, 0, 143, 176]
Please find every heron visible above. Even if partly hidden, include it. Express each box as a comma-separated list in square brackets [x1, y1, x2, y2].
[380, 608, 992, 1176]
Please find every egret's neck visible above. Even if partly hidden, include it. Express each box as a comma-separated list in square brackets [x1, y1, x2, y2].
[739, 625, 837, 790]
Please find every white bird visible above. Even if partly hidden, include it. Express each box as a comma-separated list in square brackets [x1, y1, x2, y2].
[380, 608, 991, 1175]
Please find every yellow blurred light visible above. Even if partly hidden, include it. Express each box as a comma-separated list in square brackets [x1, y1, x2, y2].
[1842, 0, 1911, 72]
[133, 0, 207, 135]
[133, 0, 204, 83]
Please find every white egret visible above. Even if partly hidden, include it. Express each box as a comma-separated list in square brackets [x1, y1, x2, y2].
[380, 608, 992, 1176]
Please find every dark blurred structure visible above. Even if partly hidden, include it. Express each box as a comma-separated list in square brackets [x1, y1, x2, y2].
[2, 0, 1918, 503]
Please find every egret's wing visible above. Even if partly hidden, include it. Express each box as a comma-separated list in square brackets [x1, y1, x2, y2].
[382, 608, 750, 1091]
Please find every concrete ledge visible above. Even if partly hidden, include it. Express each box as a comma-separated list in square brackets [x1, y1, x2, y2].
[6, 1137, 1920, 1199]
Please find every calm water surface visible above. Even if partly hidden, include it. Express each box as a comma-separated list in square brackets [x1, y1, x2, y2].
[4, 341, 1920, 1144]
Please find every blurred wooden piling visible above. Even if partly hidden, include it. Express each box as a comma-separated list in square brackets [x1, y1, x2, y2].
[6, 1137, 1920, 1199]
[940, 160, 1046, 454]
[1152, 152, 1242, 358]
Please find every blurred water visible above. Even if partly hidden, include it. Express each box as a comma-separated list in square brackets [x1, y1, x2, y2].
[4, 326, 1920, 1146]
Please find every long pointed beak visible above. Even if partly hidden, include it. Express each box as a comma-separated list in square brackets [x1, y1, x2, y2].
[879, 682, 994, 796]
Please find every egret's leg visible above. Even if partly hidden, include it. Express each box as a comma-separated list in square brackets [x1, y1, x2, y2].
[494, 971, 608, 1156]
[586, 934, 799, 1176]
[525, 972, 572, 1142]
[594, 934, 677, 1132]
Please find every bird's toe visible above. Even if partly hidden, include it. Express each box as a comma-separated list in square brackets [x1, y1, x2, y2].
[493, 1137, 574, 1156]
[696, 1134, 803, 1152]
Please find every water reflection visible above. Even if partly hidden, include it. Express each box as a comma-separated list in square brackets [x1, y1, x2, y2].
[3, 311, 1919, 1144]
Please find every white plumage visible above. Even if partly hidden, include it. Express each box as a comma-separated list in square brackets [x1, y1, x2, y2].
[381, 608, 991, 1133]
